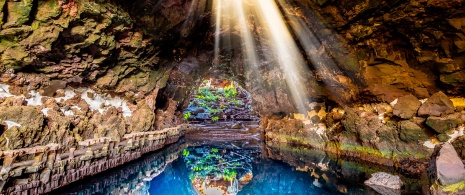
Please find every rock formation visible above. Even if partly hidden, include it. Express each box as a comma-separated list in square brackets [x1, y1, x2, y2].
[0, 0, 464, 193]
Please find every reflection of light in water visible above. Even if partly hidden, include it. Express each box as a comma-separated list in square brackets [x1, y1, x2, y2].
[228, 177, 239, 194]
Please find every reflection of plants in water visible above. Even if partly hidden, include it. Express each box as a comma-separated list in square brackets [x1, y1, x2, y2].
[183, 149, 190, 157]
[182, 146, 255, 184]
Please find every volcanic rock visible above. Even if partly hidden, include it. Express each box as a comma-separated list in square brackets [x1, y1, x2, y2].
[393, 95, 421, 119]
[418, 92, 455, 117]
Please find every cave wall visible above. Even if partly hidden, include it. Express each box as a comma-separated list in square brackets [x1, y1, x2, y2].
[0, 0, 465, 192]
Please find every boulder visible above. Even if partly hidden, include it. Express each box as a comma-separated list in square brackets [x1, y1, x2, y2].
[365, 172, 404, 195]
[399, 121, 429, 143]
[418, 92, 455, 117]
[437, 134, 451, 143]
[430, 143, 465, 186]
[426, 116, 460, 134]
[393, 95, 421, 119]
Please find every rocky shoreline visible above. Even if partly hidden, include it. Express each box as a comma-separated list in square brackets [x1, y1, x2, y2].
[264, 92, 465, 194]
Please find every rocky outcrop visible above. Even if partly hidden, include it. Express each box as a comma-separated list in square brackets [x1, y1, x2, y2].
[0, 125, 187, 194]
[429, 143, 465, 195]
[419, 92, 456, 117]
[265, 92, 464, 175]
[393, 95, 421, 119]
[51, 141, 186, 194]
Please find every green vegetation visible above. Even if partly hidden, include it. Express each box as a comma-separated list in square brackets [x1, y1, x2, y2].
[183, 112, 191, 121]
[182, 146, 255, 183]
[184, 80, 251, 120]
[224, 85, 238, 98]
[183, 149, 190, 157]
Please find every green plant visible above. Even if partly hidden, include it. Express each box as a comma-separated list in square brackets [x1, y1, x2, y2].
[209, 109, 222, 115]
[212, 116, 219, 122]
[219, 104, 227, 109]
[183, 149, 190, 157]
[183, 112, 191, 120]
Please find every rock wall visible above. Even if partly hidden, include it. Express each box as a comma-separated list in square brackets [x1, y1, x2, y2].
[265, 92, 465, 175]
[0, 124, 187, 194]
[51, 140, 186, 194]
[0, 0, 465, 193]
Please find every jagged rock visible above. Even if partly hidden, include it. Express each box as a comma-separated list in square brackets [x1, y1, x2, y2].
[426, 116, 460, 134]
[393, 95, 421, 119]
[364, 172, 404, 195]
[452, 136, 465, 160]
[430, 143, 465, 186]
[399, 121, 429, 143]
[418, 92, 455, 117]
[0, 106, 44, 150]
[3, 0, 34, 28]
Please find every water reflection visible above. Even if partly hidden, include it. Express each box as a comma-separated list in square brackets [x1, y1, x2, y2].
[53, 140, 423, 195]
[183, 146, 257, 195]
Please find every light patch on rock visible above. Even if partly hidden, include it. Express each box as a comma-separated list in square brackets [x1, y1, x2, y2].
[4, 120, 21, 129]
[26, 91, 43, 106]
[450, 98, 465, 107]
[378, 113, 385, 121]
[424, 140, 437, 149]
[420, 98, 428, 104]
[41, 108, 51, 117]
[317, 160, 329, 171]
[315, 124, 326, 136]
[423, 126, 465, 149]
[71, 105, 81, 111]
[447, 126, 464, 143]
[0, 83, 13, 98]
[80, 89, 132, 117]
[390, 99, 398, 107]
[54, 90, 76, 102]
[302, 120, 311, 125]
[308, 102, 318, 110]
[60, 109, 74, 116]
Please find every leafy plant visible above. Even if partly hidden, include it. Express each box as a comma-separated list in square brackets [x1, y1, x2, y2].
[212, 116, 219, 122]
[183, 112, 191, 120]
[183, 149, 190, 157]
[224, 85, 237, 98]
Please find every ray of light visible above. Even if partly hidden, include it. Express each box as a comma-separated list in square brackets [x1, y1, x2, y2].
[253, 0, 311, 113]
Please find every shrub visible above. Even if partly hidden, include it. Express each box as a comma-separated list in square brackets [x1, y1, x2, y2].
[183, 112, 191, 120]
[224, 85, 237, 98]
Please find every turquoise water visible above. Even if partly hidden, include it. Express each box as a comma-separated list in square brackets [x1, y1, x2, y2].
[53, 140, 421, 195]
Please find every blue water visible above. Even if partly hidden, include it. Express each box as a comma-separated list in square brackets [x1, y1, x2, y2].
[53, 140, 420, 195]
[150, 145, 340, 195]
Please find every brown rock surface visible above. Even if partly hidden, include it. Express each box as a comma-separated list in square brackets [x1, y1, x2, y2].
[393, 95, 421, 119]
[418, 92, 455, 117]
[0, 106, 44, 150]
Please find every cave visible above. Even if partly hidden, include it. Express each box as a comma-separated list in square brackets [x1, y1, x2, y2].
[1, 0, 465, 194]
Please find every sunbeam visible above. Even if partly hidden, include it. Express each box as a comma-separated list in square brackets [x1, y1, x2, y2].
[213, 0, 312, 114]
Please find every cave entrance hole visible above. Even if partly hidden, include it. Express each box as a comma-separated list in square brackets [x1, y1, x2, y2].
[183, 78, 258, 124]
